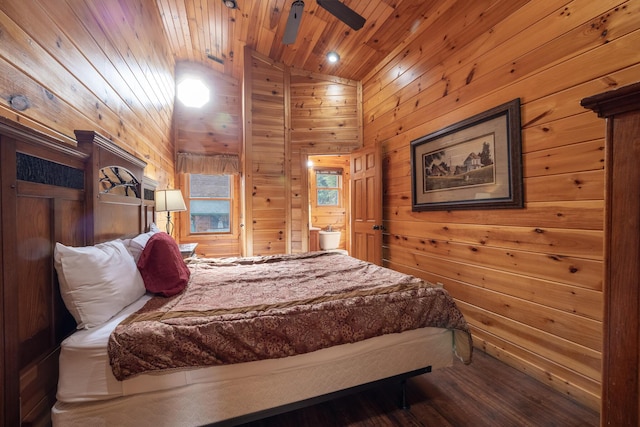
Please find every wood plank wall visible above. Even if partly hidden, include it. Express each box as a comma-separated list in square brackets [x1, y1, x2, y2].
[361, 0, 640, 411]
[289, 70, 361, 253]
[244, 51, 362, 255]
[243, 49, 288, 256]
[174, 62, 241, 155]
[173, 62, 243, 256]
[0, 1, 175, 187]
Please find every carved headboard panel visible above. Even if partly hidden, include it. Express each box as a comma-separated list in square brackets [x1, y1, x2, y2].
[1, 118, 88, 426]
[75, 130, 156, 244]
[0, 121, 156, 426]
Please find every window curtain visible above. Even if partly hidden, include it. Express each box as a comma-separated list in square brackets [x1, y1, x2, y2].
[176, 152, 240, 175]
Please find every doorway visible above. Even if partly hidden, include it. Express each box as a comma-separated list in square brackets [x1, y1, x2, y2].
[306, 154, 350, 253]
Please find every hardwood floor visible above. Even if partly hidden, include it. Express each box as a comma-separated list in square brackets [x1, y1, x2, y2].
[238, 350, 599, 427]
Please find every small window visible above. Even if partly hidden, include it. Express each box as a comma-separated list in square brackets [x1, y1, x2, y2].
[188, 174, 232, 233]
[316, 170, 342, 206]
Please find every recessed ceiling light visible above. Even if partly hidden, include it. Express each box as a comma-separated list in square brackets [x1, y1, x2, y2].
[223, 0, 237, 9]
[327, 51, 340, 63]
[177, 78, 210, 108]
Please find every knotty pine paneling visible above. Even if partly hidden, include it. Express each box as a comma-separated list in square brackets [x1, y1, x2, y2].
[363, 0, 640, 411]
[290, 146, 305, 253]
[289, 70, 361, 253]
[290, 70, 362, 153]
[243, 49, 288, 256]
[382, 233, 603, 293]
[384, 200, 605, 230]
[243, 64, 362, 255]
[174, 62, 241, 155]
[0, 1, 175, 187]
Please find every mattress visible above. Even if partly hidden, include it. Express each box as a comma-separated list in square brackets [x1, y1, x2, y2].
[108, 252, 471, 380]
[53, 321, 454, 426]
[57, 292, 455, 403]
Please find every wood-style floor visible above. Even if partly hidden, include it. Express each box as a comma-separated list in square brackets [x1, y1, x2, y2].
[239, 350, 599, 427]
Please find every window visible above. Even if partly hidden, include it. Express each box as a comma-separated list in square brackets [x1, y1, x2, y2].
[316, 169, 342, 206]
[188, 174, 232, 233]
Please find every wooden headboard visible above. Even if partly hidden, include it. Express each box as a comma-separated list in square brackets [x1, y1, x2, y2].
[0, 119, 155, 426]
[75, 130, 156, 244]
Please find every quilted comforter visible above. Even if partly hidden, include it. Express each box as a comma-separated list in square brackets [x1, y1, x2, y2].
[108, 252, 472, 380]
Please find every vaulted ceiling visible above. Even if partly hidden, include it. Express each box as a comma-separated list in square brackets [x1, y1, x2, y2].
[156, 0, 448, 82]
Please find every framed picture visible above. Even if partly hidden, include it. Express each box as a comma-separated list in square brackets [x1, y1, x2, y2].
[411, 98, 523, 211]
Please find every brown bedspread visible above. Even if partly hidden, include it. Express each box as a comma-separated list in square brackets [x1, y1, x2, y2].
[108, 252, 472, 380]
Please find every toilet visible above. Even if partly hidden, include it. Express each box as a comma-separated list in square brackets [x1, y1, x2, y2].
[319, 230, 341, 250]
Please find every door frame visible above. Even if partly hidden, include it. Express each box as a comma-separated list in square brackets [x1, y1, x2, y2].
[302, 151, 351, 253]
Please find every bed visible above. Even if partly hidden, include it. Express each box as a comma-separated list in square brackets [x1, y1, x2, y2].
[50, 233, 472, 426]
[7, 127, 472, 426]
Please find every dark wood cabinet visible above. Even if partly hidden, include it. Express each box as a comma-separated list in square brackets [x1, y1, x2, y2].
[309, 228, 320, 252]
[582, 82, 640, 427]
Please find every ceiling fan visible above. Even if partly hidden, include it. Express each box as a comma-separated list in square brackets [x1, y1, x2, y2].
[283, 0, 366, 45]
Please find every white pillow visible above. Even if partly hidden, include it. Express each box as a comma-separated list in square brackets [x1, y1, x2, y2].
[54, 240, 146, 329]
[121, 230, 157, 262]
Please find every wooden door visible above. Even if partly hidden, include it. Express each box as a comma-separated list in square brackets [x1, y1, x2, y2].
[350, 144, 382, 265]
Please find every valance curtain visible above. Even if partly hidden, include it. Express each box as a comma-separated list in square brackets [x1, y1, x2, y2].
[176, 152, 240, 175]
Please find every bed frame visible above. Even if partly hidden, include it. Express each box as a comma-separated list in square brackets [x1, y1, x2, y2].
[0, 119, 155, 426]
[207, 366, 432, 427]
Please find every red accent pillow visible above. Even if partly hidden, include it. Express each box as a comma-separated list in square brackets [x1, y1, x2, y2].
[137, 232, 190, 297]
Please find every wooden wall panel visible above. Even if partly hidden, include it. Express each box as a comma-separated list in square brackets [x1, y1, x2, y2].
[242, 59, 362, 255]
[363, 0, 640, 411]
[290, 146, 305, 253]
[174, 62, 241, 155]
[0, 1, 175, 186]
[243, 50, 288, 256]
[0, 5, 174, 424]
[290, 70, 361, 153]
[289, 70, 362, 253]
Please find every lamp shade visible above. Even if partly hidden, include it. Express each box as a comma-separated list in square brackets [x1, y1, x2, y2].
[155, 189, 187, 212]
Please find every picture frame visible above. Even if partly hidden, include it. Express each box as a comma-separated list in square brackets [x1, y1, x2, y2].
[411, 98, 523, 211]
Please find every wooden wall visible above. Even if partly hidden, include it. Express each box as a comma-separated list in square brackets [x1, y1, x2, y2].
[174, 61, 241, 156]
[173, 61, 243, 256]
[0, 4, 174, 422]
[244, 50, 362, 255]
[290, 69, 361, 253]
[362, 0, 640, 411]
[243, 50, 288, 256]
[0, 1, 175, 187]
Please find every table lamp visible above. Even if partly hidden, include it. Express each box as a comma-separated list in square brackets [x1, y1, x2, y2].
[155, 189, 187, 235]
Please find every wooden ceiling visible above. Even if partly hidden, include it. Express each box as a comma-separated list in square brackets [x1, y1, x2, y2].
[156, 0, 448, 82]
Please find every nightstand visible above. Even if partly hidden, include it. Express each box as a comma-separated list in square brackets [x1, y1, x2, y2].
[178, 243, 198, 259]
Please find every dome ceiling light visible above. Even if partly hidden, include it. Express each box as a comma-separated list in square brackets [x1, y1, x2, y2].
[327, 51, 340, 63]
[177, 78, 210, 108]
[222, 0, 237, 9]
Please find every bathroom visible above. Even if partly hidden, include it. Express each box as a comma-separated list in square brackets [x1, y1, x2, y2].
[307, 154, 350, 254]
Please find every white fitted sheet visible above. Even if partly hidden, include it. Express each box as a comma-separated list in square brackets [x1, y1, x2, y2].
[55, 294, 456, 426]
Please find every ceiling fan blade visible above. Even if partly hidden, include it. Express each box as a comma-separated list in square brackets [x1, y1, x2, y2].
[283, 0, 305, 45]
[316, 0, 365, 31]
